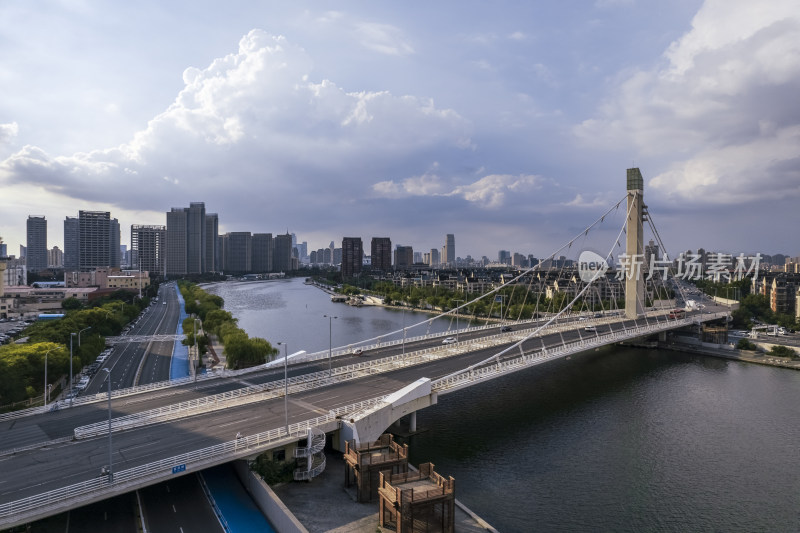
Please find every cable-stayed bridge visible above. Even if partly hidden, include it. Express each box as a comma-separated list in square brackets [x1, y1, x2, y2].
[0, 169, 731, 529]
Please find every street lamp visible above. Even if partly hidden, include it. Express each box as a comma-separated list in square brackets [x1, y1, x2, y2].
[323, 315, 338, 378]
[453, 299, 464, 342]
[43, 348, 53, 408]
[193, 318, 200, 387]
[70, 326, 91, 405]
[277, 342, 289, 434]
[102, 368, 113, 483]
[402, 307, 406, 359]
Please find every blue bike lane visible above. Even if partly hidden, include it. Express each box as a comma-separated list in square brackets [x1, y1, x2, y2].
[170, 286, 191, 380]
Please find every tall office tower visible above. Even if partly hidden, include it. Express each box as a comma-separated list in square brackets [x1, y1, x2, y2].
[444, 234, 455, 266]
[205, 213, 218, 273]
[429, 248, 440, 267]
[64, 216, 79, 270]
[498, 250, 511, 264]
[131, 225, 166, 274]
[166, 208, 188, 276]
[26, 216, 48, 272]
[252, 233, 273, 273]
[342, 237, 363, 279]
[109, 218, 121, 268]
[371, 237, 392, 272]
[48, 246, 63, 268]
[298, 241, 308, 263]
[78, 211, 115, 271]
[273, 233, 293, 272]
[394, 245, 413, 270]
[323, 247, 332, 264]
[221, 232, 252, 273]
[186, 202, 206, 274]
[333, 248, 342, 265]
[19, 245, 26, 258]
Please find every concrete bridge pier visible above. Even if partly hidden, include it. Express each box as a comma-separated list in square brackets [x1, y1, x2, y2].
[625, 168, 646, 320]
[409, 411, 417, 433]
[338, 378, 436, 448]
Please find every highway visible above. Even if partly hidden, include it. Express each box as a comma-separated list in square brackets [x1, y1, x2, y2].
[0, 306, 727, 508]
[82, 282, 180, 395]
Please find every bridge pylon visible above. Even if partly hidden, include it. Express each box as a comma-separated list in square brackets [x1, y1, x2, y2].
[625, 168, 646, 319]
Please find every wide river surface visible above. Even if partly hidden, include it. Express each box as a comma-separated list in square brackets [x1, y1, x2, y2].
[206, 278, 800, 532]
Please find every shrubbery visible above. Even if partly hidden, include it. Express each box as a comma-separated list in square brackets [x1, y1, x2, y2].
[178, 281, 278, 369]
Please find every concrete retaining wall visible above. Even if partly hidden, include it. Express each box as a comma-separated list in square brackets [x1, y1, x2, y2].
[232, 460, 308, 533]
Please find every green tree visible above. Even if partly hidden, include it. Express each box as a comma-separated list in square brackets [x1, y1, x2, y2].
[736, 338, 757, 351]
[61, 297, 83, 310]
[768, 345, 797, 359]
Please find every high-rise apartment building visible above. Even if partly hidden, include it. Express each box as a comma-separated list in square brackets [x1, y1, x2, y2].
[273, 233, 293, 272]
[186, 202, 206, 274]
[63, 216, 79, 270]
[342, 237, 363, 279]
[205, 213, 218, 273]
[110, 218, 121, 268]
[48, 246, 63, 268]
[78, 211, 118, 271]
[394, 245, 413, 270]
[429, 248, 440, 267]
[444, 234, 455, 266]
[132, 225, 166, 274]
[166, 208, 188, 276]
[26, 216, 48, 272]
[166, 203, 216, 276]
[371, 237, 392, 272]
[252, 233, 273, 273]
[221, 232, 252, 273]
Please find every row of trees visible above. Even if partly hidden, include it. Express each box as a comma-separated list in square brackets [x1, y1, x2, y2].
[178, 281, 278, 369]
[340, 281, 627, 320]
[0, 291, 153, 408]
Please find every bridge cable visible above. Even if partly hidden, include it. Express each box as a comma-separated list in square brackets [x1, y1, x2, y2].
[437, 197, 636, 381]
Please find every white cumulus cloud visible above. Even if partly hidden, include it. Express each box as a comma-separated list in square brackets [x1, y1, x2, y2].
[0, 30, 469, 221]
[575, 0, 800, 204]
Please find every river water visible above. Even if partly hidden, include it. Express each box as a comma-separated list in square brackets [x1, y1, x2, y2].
[207, 279, 800, 532]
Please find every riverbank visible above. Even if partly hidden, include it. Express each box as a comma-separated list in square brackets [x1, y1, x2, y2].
[662, 339, 800, 370]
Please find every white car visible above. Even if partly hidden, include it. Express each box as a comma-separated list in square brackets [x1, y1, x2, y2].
[442, 337, 456, 345]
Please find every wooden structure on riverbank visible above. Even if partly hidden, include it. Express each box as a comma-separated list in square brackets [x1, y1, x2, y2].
[344, 433, 409, 503]
[378, 462, 455, 533]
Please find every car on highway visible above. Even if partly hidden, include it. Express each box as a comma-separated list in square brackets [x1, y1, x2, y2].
[442, 337, 457, 344]
[585, 326, 597, 332]
[501, 326, 513, 332]
[352, 348, 364, 356]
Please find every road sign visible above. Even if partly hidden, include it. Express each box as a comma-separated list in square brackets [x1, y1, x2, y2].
[172, 464, 186, 474]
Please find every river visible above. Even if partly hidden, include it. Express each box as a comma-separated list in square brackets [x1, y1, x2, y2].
[206, 278, 800, 532]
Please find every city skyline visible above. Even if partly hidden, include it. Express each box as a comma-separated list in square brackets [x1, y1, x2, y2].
[1, 1, 798, 258]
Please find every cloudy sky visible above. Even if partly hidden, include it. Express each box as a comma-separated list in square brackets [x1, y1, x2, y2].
[1, 0, 798, 262]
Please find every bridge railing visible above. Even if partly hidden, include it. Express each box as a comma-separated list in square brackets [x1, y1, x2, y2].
[0, 395, 387, 528]
[74, 312, 725, 437]
[432, 313, 727, 394]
